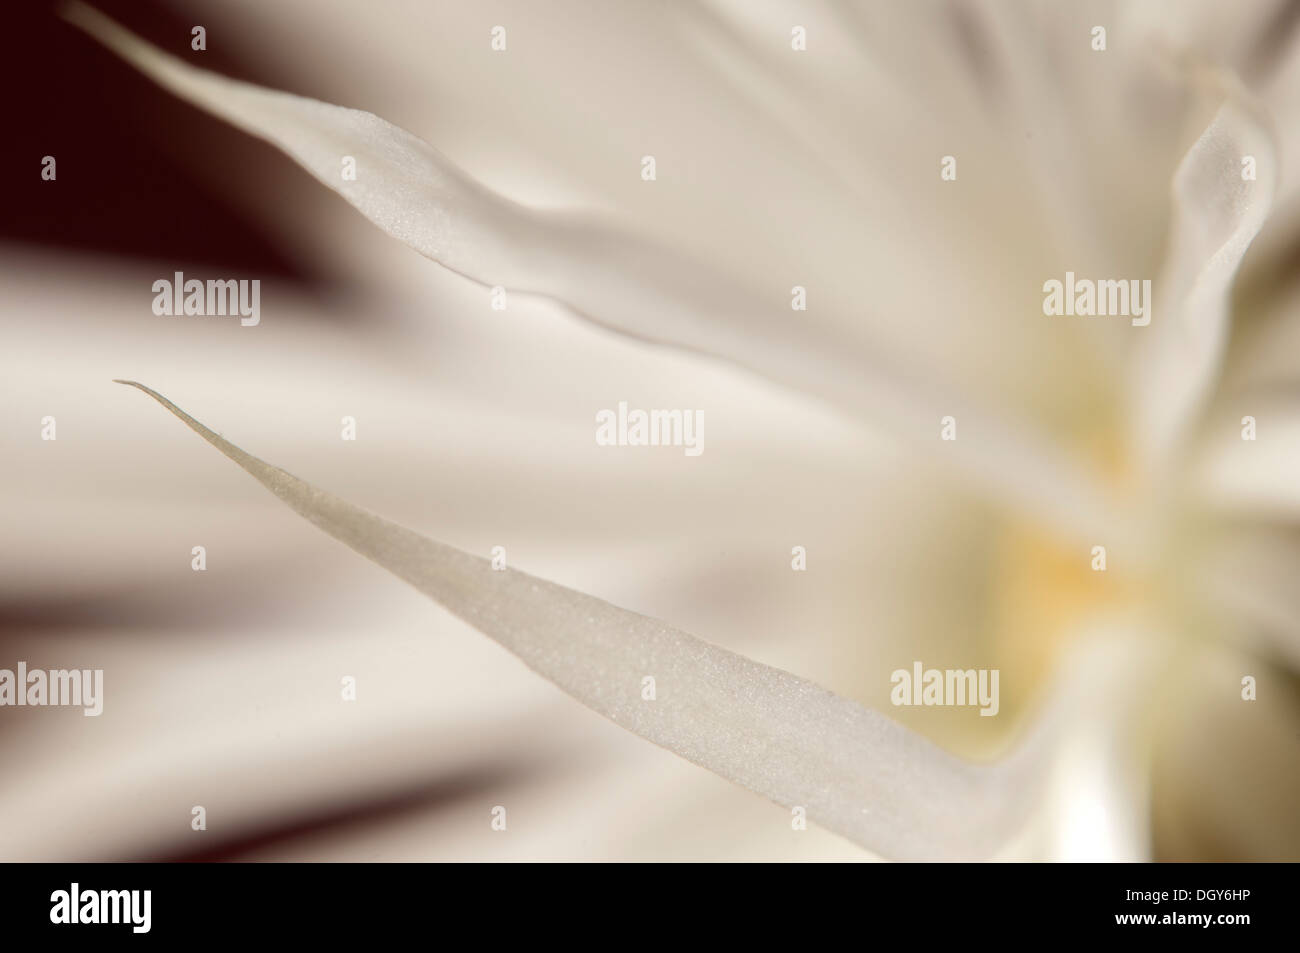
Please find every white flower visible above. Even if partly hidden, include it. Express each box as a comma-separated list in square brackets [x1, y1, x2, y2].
[4, 0, 1297, 861]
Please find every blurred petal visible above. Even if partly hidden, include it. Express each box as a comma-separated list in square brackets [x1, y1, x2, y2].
[1129, 86, 1275, 471]
[1040, 628, 1167, 862]
[1187, 395, 1300, 523]
[1191, 524, 1300, 670]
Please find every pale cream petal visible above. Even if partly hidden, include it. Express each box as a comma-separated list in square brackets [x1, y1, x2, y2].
[113, 380, 1057, 861]
[1038, 627, 1167, 862]
[1186, 396, 1300, 524]
[0, 249, 984, 861]
[63, 2, 1126, 547]
[1128, 89, 1275, 473]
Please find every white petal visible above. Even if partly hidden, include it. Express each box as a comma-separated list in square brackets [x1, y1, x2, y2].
[0, 250, 961, 861]
[63, 2, 1123, 546]
[1128, 87, 1275, 473]
[114, 380, 1053, 860]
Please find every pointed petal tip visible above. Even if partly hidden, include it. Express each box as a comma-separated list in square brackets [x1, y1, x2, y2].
[113, 379, 163, 401]
[118, 386, 1053, 859]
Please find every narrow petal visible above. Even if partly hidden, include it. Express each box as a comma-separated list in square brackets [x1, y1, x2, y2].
[114, 380, 1051, 860]
[64, 2, 1123, 547]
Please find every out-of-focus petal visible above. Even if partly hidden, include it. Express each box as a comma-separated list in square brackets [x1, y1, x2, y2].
[1039, 627, 1169, 862]
[1186, 395, 1300, 525]
[1128, 89, 1275, 472]
[1189, 524, 1300, 670]
[0, 247, 1005, 859]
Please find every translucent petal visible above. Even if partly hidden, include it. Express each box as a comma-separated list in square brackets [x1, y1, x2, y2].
[1128, 87, 1276, 472]
[64, 1, 1124, 546]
